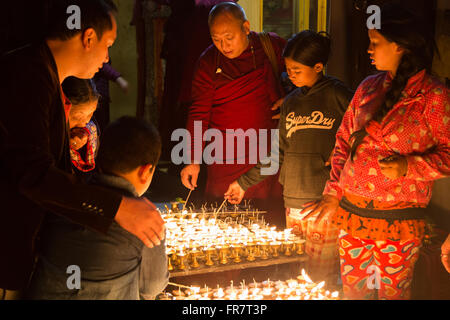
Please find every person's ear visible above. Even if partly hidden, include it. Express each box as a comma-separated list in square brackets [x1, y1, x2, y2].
[393, 42, 405, 56]
[81, 28, 97, 50]
[243, 20, 250, 36]
[314, 62, 324, 74]
[137, 164, 154, 183]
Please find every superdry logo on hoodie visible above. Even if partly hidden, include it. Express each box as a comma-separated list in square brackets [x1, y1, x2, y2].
[285, 111, 336, 138]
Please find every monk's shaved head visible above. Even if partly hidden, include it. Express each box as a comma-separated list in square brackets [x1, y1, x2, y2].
[208, 2, 250, 59]
[208, 2, 247, 27]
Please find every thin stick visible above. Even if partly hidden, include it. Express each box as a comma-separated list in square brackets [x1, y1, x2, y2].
[168, 282, 194, 289]
[182, 189, 193, 211]
[214, 198, 227, 215]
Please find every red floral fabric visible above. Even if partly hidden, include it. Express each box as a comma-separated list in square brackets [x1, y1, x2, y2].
[324, 70, 450, 206]
[70, 121, 98, 172]
[339, 231, 421, 300]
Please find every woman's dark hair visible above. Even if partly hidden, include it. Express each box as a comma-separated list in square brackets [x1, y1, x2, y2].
[46, 0, 117, 41]
[282, 30, 332, 67]
[97, 116, 162, 174]
[62, 76, 100, 106]
[350, 2, 437, 159]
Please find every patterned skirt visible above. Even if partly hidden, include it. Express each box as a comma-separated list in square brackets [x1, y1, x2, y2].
[332, 193, 427, 242]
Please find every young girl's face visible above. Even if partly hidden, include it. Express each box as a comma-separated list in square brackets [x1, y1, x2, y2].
[69, 100, 98, 129]
[367, 29, 404, 74]
[285, 57, 322, 88]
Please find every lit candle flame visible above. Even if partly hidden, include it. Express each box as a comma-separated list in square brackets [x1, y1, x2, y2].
[238, 288, 249, 300]
[262, 288, 272, 295]
[191, 286, 200, 294]
[287, 279, 298, 289]
[301, 269, 313, 283]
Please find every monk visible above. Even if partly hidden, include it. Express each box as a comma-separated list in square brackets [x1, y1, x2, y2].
[154, 0, 237, 160]
[180, 2, 286, 204]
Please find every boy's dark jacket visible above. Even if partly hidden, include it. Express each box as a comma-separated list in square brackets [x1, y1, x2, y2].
[238, 75, 354, 208]
[33, 173, 168, 300]
[38, 173, 144, 281]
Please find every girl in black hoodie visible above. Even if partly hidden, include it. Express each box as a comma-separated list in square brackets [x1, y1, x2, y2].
[225, 30, 354, 283]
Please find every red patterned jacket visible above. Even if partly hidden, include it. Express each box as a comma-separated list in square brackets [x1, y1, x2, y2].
[324, 69, 450, 206]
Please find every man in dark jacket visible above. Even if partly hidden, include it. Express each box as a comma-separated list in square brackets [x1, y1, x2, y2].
[0, 0, 164, 297]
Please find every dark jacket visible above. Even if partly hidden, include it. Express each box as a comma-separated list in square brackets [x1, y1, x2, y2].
[238, 76, 354, 208]
[38, 174, 145, 281]
[30, 173, 168, 299]
[0, 43, 122, 290]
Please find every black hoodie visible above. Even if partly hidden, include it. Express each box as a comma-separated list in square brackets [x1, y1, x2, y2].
[238, 75, 354, 208]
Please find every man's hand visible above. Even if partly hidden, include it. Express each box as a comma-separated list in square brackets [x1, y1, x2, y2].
[116, 76, 129, 94]
[271, 98, 284, 119]
[300, 194, 339, 225]
[441, 234, 450, 273]
[70, 127, 88, 150]
[378, 155, 408, 179]
[115, 197, 165, 248]
[224, 181, 245, 204]
[180, 164, 200, 190]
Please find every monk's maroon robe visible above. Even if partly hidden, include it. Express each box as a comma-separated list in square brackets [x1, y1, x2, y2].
[187, 31, 286, 200]
[155, 0, 236, 158]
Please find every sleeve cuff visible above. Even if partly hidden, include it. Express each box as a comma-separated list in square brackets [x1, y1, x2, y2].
[237, 176, 252, 192]
[323, 184, 343, 200]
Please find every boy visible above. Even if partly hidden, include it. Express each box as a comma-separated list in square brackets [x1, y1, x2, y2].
[28, 116, 168, 300]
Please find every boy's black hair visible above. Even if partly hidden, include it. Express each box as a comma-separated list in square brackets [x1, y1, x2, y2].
[46, 0, 117, 41]
[62, 76, 100, 106]
[283, 30, 332, 67]
[97, 116, 161, 175]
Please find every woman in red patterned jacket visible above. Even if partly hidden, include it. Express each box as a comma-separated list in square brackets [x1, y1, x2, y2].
[302, 3, 450, 300]
[62, 77, 100, 174]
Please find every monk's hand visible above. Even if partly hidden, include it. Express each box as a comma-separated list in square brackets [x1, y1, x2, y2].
[299, 194, 339, 225]
[271, 98, 285, 119]
[180, 164, 200, 190]
[441, 234, 450, 273]
[70, 127, 88, 150]
[378, 155, 407, 179]
[224, 181, 245, 204]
